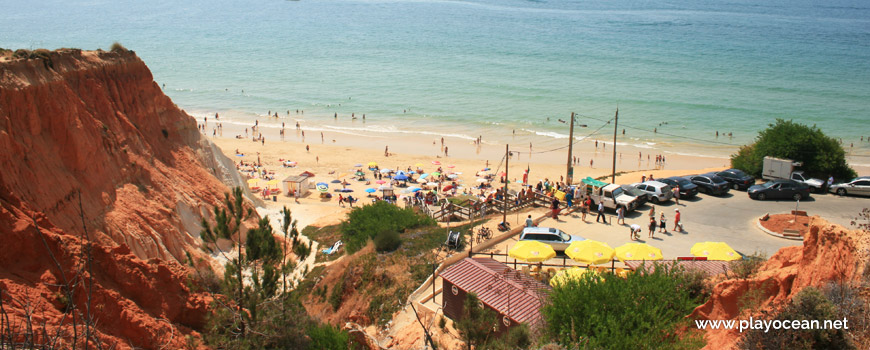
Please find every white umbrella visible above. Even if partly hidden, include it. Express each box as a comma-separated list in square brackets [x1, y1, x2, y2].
[379, 168, 393, 173]
[426, 182, 439, 186]
[476, 178, 488, 183]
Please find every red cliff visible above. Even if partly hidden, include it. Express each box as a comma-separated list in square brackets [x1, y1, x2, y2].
[0, 48, 246, 348]
[690, 217, 870, 349]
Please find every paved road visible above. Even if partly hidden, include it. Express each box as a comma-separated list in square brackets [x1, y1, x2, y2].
[502, 191, 869, 260]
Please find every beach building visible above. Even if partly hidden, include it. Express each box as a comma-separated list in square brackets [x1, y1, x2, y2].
[440, 257, 548, 335]
[282, 174, 311, 197]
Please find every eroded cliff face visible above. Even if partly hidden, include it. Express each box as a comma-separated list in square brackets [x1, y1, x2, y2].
[691, 217, 870, 349]
[0, 48, 241, 263]
[0, 48, 245, 348]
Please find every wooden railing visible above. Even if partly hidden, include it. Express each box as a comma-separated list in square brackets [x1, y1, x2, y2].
[413, 190, 571, 222]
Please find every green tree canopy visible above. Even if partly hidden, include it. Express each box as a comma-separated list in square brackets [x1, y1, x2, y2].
[731, 119, 856, 180]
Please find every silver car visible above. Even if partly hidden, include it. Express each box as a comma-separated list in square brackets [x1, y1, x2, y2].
[519, 227, 584, 252]
[631, 181, 674, 204]
[829, 177, 870, 197]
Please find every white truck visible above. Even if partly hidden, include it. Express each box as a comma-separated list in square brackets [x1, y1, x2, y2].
[762, 157, 824, 192]
[578, 177, 640, 212]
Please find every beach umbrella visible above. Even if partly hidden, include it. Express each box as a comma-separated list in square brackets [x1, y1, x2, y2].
[355, 171, 365, 176]
[432, 160, 441, 165]
[426, 182, 440, 186]
[338, 188, 353, 193]
[266, 179, 280, 188]
[431, 171, 442, 177]
[443, 185, 454, 191]
[247, 179, 260, 187]
[615, 243, 663, 262]
[367, 162, 378, 167]
[394, 174, 409, 181]
[396, 170, 407, 176]
[376, 180, 386, 184]
[410, 187, 422, 192]
[409, 170, 417, 174]
[482, 167, 490, 171]
[509, 241, 556, 263]
[419, 173, 430, 179]
[378, 185, 393, 191]
[691, 242, 741, 261]
[354, 163, 363, 167]
[499, 172, 507, 177]
[316, 182, 329, 193]
[447, 165, 455, 168]
[330, 179, 342, 184]
[447, 174, 459, 179]
[550, 267, 599, 287]
[365, 188, 377, 193]
[476, 178, 488, 183]
[565, 240, 613, 265]
[415, 163, 424, 167]
[379, 168, 392, 173]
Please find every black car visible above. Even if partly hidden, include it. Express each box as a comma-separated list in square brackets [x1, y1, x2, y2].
[748, 179, 811, 201]
[620, 185, 649, 205]
[659, 177, 699, 198]
[716, 168, 755, 190]
[686, 174, 730, 196]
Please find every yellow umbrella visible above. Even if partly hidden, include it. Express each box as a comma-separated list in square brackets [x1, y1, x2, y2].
[549, 267, 599, 287]
[367, 162, 378, 167]
[247, 179, 261, 187]
[509, 241, 556, 263]
[565, 240, 615, 265]
[266, 179, 280, 188]
[415, 163, 424, 167]
[615, 243, 663, 262]
[691, 242, 741, 261]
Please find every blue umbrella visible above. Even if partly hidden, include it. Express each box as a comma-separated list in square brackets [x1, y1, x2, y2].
[394, 174, 409, 181]
[339, 188, 353, 192]
[409, 170, 417, 174]
[396, 170, 407, 176]
[419, 173, 429, 179]
[410, 187, 422, 192]
[331, 179, 342, 183]
[354, 164, 363, 167]
[365, 188, 377, 193]
[316, 183, 329, 193]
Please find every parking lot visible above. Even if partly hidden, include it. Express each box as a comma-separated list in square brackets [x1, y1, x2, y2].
[489, 190, 869, 260]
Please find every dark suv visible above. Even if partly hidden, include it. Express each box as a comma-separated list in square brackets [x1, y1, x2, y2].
[658, 177, 699, 198]
[716, 168, 755, 190]
[686, 174, 730, 196]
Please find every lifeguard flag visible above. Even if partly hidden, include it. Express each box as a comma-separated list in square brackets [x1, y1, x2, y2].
[522, 166, 529, 184]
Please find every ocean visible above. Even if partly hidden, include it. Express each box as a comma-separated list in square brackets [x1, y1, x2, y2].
[2, 0, 869, 164]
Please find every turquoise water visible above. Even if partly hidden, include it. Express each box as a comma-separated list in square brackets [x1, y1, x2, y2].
[2, 0, 869, 161]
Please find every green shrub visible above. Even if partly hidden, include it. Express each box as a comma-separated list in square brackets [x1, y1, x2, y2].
[730, 251, 767, 279]
[731, 119, 856, 180]
[542, 263, 704, 349]
[740, 286, 854, 349]
[329, 273, 346, 311]
[308, 323, 350, 350]
[439, 316, 447, 330]
[110, 42, 127, 52]
[293, 240, 311, 259]
[340, 201, 435, 253]
[373, 229, 402, 252]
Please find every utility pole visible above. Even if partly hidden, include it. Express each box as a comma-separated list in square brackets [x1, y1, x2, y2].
[503, 144, 509, 224]
[566, 112, 575, 185]
[611, 108, 619, 184]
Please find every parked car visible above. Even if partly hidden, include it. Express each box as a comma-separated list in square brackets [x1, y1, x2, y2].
[519, 227, 584, 252]
[620, 184, 649, 206]
[828, 177, 870, 197]
[658, 177, 699, 198]
[748, 179, 811, 201]
[716, 168, 755, 190]
[686, 174, 730, 196]
[788, 171, 825, 193]
[631, 181, 674, 204]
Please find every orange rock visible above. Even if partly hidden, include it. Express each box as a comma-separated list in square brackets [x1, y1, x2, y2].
[691, 217, 869, 349]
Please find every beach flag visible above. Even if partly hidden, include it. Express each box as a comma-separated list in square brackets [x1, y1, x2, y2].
[522, 166, 529, 184]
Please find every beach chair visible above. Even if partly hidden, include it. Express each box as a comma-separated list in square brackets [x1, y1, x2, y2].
[321, 240, 343, 255]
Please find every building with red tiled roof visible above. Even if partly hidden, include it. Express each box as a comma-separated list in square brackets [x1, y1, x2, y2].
[440, 257, 549, 334]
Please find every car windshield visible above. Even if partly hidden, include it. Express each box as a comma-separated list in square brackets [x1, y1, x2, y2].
[611, 187, 625, 197]
[621, 186, 643, 196]
[676, 178, 692, 186]
[560, 231, 570, 241]
[730, 169, 747, 177]
[710, 176, 726, 183]
[761, 182, 776, 188]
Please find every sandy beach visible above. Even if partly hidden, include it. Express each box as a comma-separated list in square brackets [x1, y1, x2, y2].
[210, 120, 733, 224]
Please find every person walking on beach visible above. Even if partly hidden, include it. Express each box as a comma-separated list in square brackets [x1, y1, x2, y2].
[673, 208, 682, 232]
[659, 212, 667, 233]
[673, 185, 680, 205]
[444, 146, 449, 157]
[648, 217, 657, 238]
[596, 202, 606, 223]
[630, 224, 641, 241]
[649, 205, 655, 220]
[525, 215, 534, 228]
[616, 206, 625, 225]
[551, 198, 560, 220]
